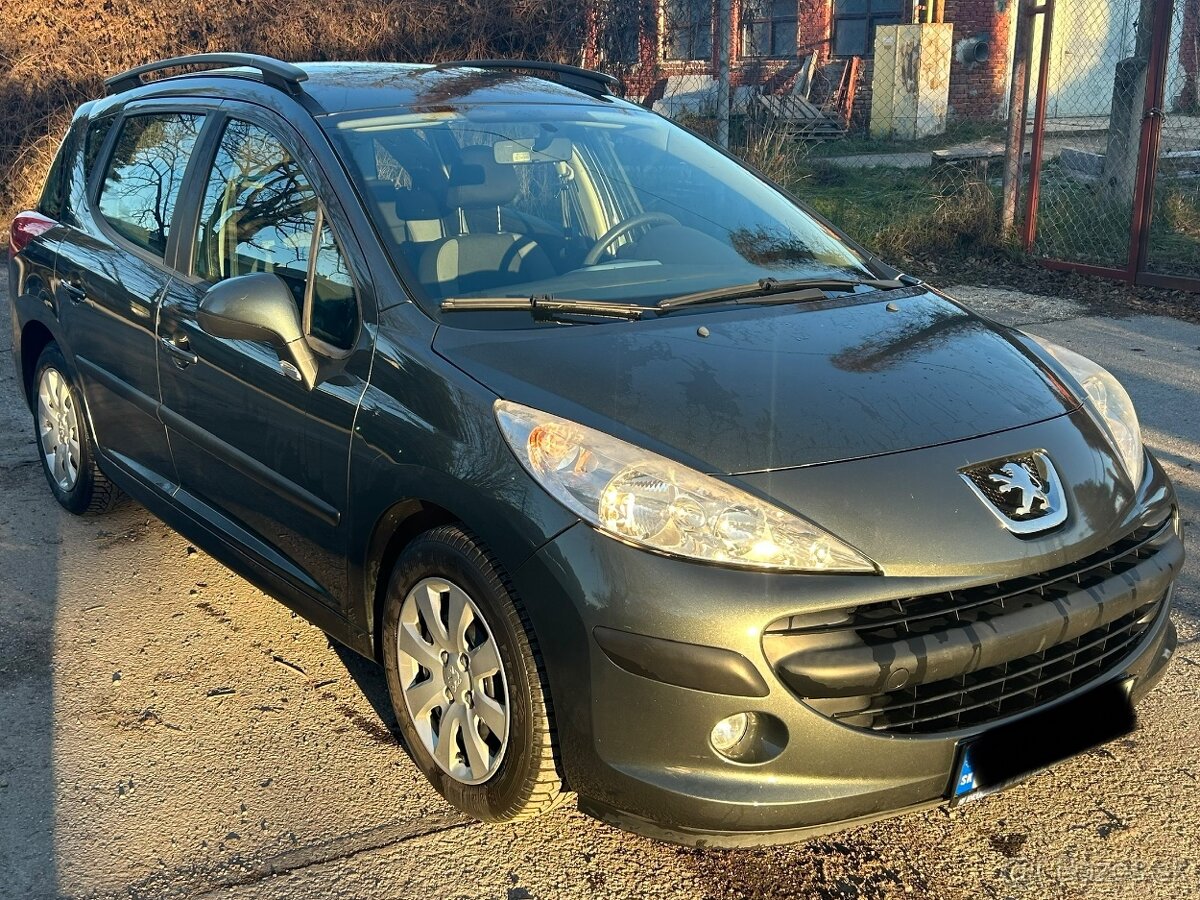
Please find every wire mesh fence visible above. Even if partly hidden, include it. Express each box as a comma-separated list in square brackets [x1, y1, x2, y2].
[1026, 0, 1153, 270]
[583, 0, 1016, 262]
[1021, 0, 1200, 287]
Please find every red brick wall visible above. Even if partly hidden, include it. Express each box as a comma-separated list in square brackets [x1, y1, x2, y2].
[943, 0, 1011, 119]
[597, 0, 833, 101]
[591, 0, 1011, 122]
[797, 0, 833, 60]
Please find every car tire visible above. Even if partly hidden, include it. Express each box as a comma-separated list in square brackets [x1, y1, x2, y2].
[381, 524, 566, 823]
[32, 344, 123, 516]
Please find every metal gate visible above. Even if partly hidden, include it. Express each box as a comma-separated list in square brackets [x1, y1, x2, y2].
[1025, 0, 1200, 292]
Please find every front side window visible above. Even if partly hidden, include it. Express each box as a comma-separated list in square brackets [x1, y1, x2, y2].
[193, 119, 318, 304]
[96, 113, 204, 256]
[193, 118, 359, 349]
[663, 0, 714, 60]
[741, 0, 799, 58]
[833, 0, 908, 57]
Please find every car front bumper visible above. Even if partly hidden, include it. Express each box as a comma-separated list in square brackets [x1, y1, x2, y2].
[509, 426, 1183, 847]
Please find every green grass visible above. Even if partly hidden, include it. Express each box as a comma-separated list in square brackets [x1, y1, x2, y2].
[777, 161, 1004, 261]
[719, 121, 1008, 263]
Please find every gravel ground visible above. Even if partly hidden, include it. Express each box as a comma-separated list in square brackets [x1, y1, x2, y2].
[0, 278, 1196, 900]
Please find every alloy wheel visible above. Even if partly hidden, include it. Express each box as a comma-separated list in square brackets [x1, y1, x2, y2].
[37, 368, 81, 492]
[396, 577, 510, 785]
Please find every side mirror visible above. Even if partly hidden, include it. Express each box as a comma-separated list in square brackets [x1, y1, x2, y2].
[197, 273, 318, 388]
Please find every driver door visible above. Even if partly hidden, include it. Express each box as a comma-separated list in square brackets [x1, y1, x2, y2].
[157, 109, 370, 611]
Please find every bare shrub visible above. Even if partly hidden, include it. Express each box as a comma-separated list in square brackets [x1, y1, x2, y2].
[0, 0, 589, 227]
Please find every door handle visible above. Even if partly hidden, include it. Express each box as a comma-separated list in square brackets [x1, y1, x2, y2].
[61, 281, 87, 305]
[160, 335, 199, 367]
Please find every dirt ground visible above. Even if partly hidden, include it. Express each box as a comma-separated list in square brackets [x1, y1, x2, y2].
[0, 276, 1197, 900]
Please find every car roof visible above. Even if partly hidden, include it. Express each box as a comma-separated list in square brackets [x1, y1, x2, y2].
[126, 61, 627, 117]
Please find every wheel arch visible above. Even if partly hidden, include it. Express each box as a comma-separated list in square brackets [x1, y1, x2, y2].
[19, 319, 58, 409]
[364, 498, 461, 661]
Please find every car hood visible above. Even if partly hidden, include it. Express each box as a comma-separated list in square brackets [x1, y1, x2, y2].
[432, 289, 1077, 474]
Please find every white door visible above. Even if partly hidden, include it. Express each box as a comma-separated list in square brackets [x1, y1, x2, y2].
[1032, 0, 1138, 119]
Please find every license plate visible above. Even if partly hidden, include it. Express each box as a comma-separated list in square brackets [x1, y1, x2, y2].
[949, 678, 1136, 806]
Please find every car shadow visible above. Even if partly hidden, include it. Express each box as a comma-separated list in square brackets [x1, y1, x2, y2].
[328, 640, 403, 742]
[0, 284, 59, 899]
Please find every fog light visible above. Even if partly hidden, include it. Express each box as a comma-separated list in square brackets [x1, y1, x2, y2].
[709, 712, 788, 765]
[710, 713, 750, 754]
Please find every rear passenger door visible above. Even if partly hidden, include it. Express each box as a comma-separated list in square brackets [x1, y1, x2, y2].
[54, 104, 209, 491]
[157, 108, 372, 611]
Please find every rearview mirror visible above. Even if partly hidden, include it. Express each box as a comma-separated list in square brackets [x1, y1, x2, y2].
[197, 273, 318, 388]
[493, 136, 573, 165]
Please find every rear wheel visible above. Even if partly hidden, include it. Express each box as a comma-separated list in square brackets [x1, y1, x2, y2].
[381, 524, 565, 822]
[33, 345, 122, 515]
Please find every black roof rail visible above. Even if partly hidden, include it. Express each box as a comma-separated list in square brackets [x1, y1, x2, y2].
[105, 53, 308, 97]
[431, 59, 623, 97]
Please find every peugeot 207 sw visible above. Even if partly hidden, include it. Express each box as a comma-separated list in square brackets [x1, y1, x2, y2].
[8, 54, 1182, 846]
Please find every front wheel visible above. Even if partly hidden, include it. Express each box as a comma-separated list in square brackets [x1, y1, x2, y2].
[381, 525, 565, 822]
[32, 344, 123, 515]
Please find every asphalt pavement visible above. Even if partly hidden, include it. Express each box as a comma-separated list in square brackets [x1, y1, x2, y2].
[0, 279, 1197, 900]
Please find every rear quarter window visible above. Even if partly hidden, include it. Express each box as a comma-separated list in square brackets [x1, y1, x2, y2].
[37, 129, 72, 219]
[96, 112, 205, 257]
[83, 117, 116, 185]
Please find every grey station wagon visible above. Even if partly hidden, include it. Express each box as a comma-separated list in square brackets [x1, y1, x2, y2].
[7, 54, 1182, 846]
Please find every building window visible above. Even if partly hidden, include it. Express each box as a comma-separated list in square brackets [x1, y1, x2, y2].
[663, 0, 714, 60]
[832, 0, 908, 57]
[594, 0, 645, 65]
[741, 0, 798, 58]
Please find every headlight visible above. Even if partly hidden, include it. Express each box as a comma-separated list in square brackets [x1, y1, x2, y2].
[1031, 337, 1144, 486]
[494, 400, 874, 573]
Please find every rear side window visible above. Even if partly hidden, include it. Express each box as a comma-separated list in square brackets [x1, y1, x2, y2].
[96, 113, 204, 256]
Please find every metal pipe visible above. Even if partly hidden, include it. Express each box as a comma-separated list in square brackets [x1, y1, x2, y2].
[1021, 0, 1056, 251]
[716, 0, 732, 149]
[1129, 0, 1176, 282]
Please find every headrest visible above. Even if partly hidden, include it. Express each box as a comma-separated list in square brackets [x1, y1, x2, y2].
[445, 145, 518, 209]
[395, 187, 444, 221]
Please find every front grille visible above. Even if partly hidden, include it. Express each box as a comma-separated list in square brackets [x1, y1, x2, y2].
[765, 517, 1176, 735]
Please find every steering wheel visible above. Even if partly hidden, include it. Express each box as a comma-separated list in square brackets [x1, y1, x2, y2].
[583, 212, 680, 267]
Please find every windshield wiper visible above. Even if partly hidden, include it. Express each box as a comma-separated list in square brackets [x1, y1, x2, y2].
[657, 275, 914, 312]
[440, 294, 648, 321]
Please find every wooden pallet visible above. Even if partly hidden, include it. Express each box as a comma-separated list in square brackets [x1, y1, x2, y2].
[756, 53, 861, 140]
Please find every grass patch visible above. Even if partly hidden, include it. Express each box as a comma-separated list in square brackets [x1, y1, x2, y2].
[1146, 184, 1200, 276]
[778, 161, 1003, 261]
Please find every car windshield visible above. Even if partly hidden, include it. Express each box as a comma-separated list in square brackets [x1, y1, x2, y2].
[325, 103, 874, 314]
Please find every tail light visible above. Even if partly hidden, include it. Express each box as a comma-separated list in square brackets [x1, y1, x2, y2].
[8, 211, 57, 259]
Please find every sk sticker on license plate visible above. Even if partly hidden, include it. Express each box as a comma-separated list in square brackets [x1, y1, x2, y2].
[953, 749, 979, 801]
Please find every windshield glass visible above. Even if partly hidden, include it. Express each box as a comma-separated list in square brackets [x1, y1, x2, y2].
[326, 103, 873, 313]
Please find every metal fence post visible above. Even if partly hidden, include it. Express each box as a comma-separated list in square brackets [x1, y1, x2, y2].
[1001, 2, 1037, 239]
[1021, 0, 1056, 252]
[1130, 0, 1176, 283]
[716, 0, 731, 149]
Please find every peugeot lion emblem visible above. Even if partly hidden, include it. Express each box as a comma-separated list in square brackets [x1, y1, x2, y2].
[960, 451, 1067, 535]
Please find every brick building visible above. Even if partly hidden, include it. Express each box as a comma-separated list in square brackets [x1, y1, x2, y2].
[582, 0, 1016, 123]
